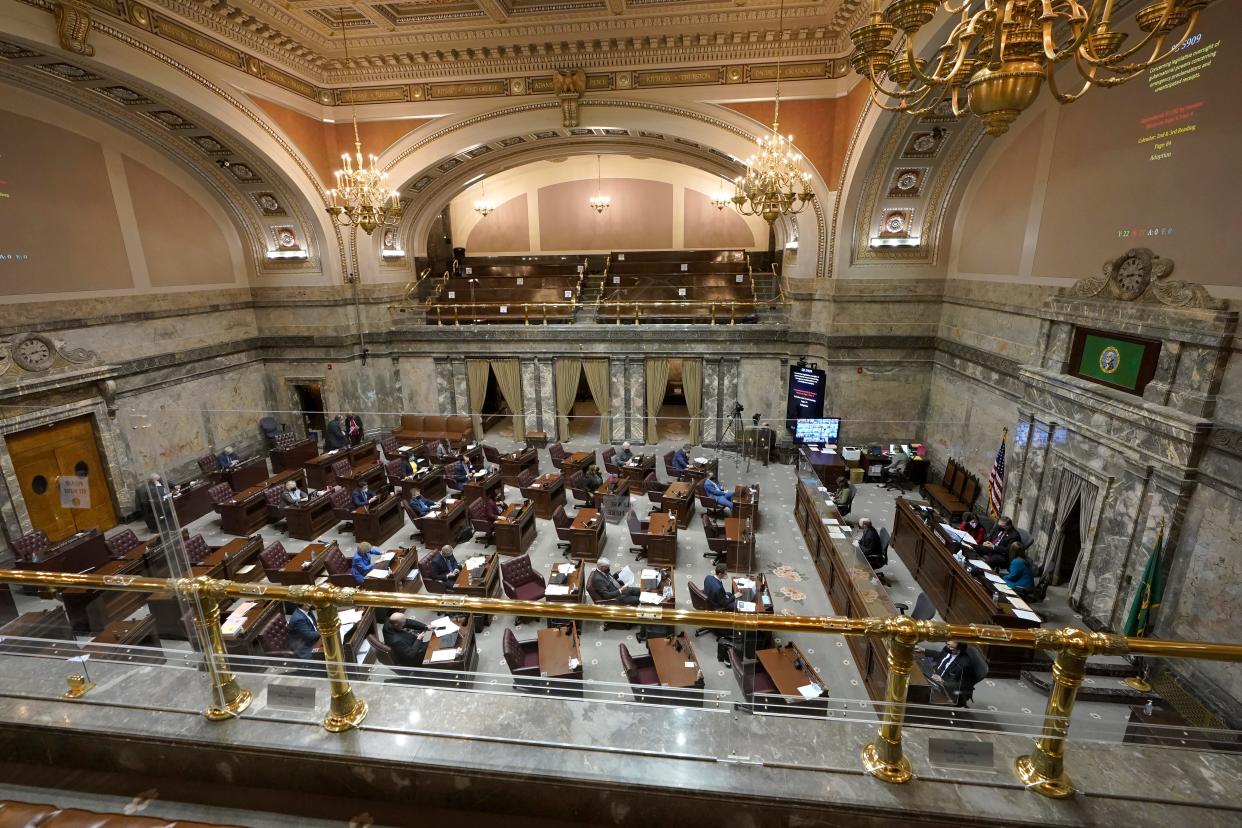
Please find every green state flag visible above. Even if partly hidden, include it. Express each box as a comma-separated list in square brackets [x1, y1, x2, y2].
[1123, 532, 1165, 638]
[1078, 334, 1145, 390]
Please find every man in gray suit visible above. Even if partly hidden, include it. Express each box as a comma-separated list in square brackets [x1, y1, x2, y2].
[588, 558, 640, 606]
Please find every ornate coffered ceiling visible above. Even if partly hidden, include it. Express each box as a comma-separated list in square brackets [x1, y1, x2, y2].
[57, 0, 865, 84]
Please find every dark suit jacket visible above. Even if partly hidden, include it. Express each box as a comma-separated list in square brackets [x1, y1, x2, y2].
[383, 618, 430, 668]
[672, 449, 689, 471]
[858, 526, 884, 568]
[217, 451, 241, 468]
[287, 609, 320, 660]
[985, 526, 1021, 553]
[283, 489, 308, 506]
[427, 553, 460, 585]
[324, 420, 348, 450]
[589, 569, 624, 601]
[927, 647, 975, 703]
[351, 487, 372, 508]
[703, 574, 736, 610]
[618, 448, 634, 463]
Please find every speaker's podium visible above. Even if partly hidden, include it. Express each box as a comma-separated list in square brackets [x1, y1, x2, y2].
[735, 427, 776, 461]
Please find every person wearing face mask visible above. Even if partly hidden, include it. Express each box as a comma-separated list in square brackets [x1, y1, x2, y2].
[958, 512, 986, 545]
[915, 640, 977, 707]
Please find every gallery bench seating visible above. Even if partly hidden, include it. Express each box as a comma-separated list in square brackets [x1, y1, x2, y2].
[608, 249, 746, 264]
[921, 458, 981, 520]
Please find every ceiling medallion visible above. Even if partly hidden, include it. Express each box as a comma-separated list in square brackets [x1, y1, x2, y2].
[848, 0, 1208, 137]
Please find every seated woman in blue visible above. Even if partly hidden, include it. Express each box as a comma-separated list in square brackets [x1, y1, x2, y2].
[1002, 543, 1035, 592]
[351, 541, 377, 585]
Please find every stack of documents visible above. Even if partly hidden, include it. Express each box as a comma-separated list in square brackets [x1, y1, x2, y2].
[736, 600, 757, 613]
[429, 617, 459, 637]
[428, 648, 459, 663]
[545, 584, 571, 596]
[638, 592, 663, 605]
[464, 555, 487, 570]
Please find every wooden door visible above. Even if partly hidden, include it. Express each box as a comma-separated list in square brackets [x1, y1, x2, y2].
[6, 416, 117, 541]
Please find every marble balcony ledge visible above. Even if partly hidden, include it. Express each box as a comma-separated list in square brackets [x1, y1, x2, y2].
[0, 655, 1240, 826]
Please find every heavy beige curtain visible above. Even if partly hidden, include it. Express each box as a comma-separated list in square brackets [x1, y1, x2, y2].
[645, 358, 670, 445]
[554, 358, 581, 441]
[583, 360, 611, 443]
[466, 359, 490, 438]
[683, 358, 703, 445]
[490, 359, 525, 437]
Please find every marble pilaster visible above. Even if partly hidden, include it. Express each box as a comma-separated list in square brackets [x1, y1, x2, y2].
[535, 358, 555, 437]
[628, 358, 644, 445]
[519, 359, 539, 438]
[702, 359, 721, 443]
[451, 360, 469, 417]
[434, 358, 454, 415]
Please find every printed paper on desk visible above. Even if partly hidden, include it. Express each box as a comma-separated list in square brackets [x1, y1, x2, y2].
[638, 591, 663, 605]
[236, 564, 256, 576]
[1012, 609, 1042, 623]
[428, 649, 458, 663]
[429, 617, 459, 636]
[231, 601, 258, 616]
[364, 568, 387, 579]
[557, 563, 576, 574]
[640, 568, 659, 580]
[399, 445, 413, 453]
[797, 683, 824, 699]
[820, 518, 834, 525]
[338, 608, 364, 626]
[1007, 596, 1034, 612]
[736, 600, 757, 613]
[617, 566, 637, 587]
[825, 519, 840, 526]
[968, 559, 994, 571]
[996, 583, 1018, 596]
[735, 578, 755, 590]
[694, 456, 709, 465]
[828, 530, 846, 540]
[983, 572, 1005, 584]
[545, 584, 571, 596]
[817, 486, 827, 492]
[685, 661, 697, 668]
[377, 551, 396, 563]
[220, 617, 245, 636]
[465, 555, 486, 570]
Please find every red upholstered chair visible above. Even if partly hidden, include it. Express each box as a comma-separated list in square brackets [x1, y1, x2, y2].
[551, 505, 573, 555]
[701, 513, 727, 563]
[184, 534, 212, 566]
[256, 611, 294, 660]
[259, 541, 292, 579]
[401, 498, 425, 541]
[728, 645, 776, 700]
[568, 472, 593, 507]
[332, 458, 353, 480]
[380, 435, 400, 459]
[502, 627, 541, 691]
[197, 454, 221, 475]
[501, 554, 546, 602]
[687, 581, 720, 638]
[619, 643, 660, 702]
[695, 479, 728, 518]
[264, 485, 287, 532]
[11, 530, 50, 562]
[329, 486, 356, 531]
[627, 510, 654, 559]
[482, 444, 502, 465]
[208, 482, 233, 507]
[366, 629, 394, 666]
[602, 447, 619, 475]
[663, 450, 678, 478]
[104, 529, 143, 559]
[516, 468, 537, 489]
[273, 431, 297, 450]
[384, 458, 407, 487]
[468, 497, 497, 546]
[548, 442, 567, 470]
[322, 542, 354, 587]
[644, 473, 668, 509]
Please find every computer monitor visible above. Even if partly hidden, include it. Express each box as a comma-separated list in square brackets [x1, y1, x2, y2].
[793, 418, 841, 446]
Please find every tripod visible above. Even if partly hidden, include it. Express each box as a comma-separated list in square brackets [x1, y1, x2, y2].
[718, 411, 751, 474]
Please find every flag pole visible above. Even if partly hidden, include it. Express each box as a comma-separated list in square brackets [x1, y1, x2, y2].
[1123, 518, 1166, 693]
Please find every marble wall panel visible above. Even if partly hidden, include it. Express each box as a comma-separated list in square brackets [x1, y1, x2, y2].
[702, 359, 721, 443]
[610, 359, 626, 444]
[519, 359, 539, 436]
[535, 358, 555, 438]
[737, 357, 785, 436]
[627, 358, 644, 445]
[400, 356, 439, 416]
[451, 360, 469, 417]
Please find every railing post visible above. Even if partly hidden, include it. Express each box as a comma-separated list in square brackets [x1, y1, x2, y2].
[861, 617, 920, 783]
[290, 584, 367, 732]
[182, 578, 252, 722]
[1015, 628, 1103, 798]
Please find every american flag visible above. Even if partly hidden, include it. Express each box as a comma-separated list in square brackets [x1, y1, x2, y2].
[987, 433, 1007, 518]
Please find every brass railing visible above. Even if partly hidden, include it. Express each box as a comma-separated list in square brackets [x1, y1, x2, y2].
[594, 299, 786, 325]
[422, 302, 578, 325]
[2, 567, 1240, 798]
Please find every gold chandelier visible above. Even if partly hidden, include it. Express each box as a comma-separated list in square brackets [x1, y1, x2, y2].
[588, 155, 611, 214]
[324, 11, 399, 234]
[473, 180, 495, 218]
[848, 0, 1207, 137]
[732, 0, 814, 224]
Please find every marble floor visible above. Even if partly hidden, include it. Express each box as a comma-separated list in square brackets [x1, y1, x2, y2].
[9, 435, 1134, 746]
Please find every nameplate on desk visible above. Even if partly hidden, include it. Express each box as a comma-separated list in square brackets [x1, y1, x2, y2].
[928, 738, 994, 771]
[636, 607, 664, 619]
[266, 683, 317, 710]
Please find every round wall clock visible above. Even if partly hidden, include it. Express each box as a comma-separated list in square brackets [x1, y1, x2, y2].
[10, 333, 56, 372]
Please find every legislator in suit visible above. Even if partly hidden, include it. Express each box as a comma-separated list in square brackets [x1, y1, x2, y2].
[383, 613, 432, 668]
[287, 606, 320, 660]
[703, 564, 736, 611]
[427, 546, 461, 587]
[324, 416, 348, 451]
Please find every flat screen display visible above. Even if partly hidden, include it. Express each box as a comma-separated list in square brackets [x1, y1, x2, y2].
[786, 365, 826, 430]
[794, 418, 840, 446]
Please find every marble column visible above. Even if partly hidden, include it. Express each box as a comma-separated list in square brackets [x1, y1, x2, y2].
[451, 360, 469, 417]
[702, 359, 721, 443]
[535, 358, 555, 437]
[609, 359, 626, 444]
[628, 358, 644, 445]
[519, 359, 540, 438]
[433, 358, 454, 415]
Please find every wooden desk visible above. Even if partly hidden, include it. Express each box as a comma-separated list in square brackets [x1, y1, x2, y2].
[680, 457, 718, 483]
[192, 536, 263, 581]
[544, 559, 583, 603]
[359, 548, 422, 593]
[338, 462, 388, 497]
[400, 467, 447, 502]
[453, 553, 500, 597]
[794, 478, 940, 705]
[619, 455, 656, 493]
[801, 447, 850, 489]
[495, 502, 536, 556]
[421, 617, 479, 687]
[270, 437, 317, 474]
[498, 447, 538, 486]
[756, 645, 828, 710]
[350, 440, 380, 467]
[644, 511, 678, 567]
[647, 633, 704, 689]
[731, 574, 775, 615]
[220, 457, 268, 493]
[215, 485, 272, 536]
[420, 498, 468, 550]
[569, 508, 607, 561]
[733, 485, 760, 529]
[220, 599, 280, 667]
[270, 543, 328, 586]
[662, 481, 696, 529]
[171, 480, 214, 526]
[593, 478, 631, 522]
[60, 556, 147, 633]
[638, 567, 676, 609]
[524, 473, 566, 519]
[86, 615, 164, 665]
[303, 449, 351, 489]
[537, 625, 582, 679]
[563, 450, 593, 477]
[285, 493, 338, 540]
[462, 443, 485, 469]
[723, 517, 756, 571]
[890, 497, 1040, 676]
[16, 530, 109, 573]
[353, 494, 404, 546]
[463, 470, 503, 506]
